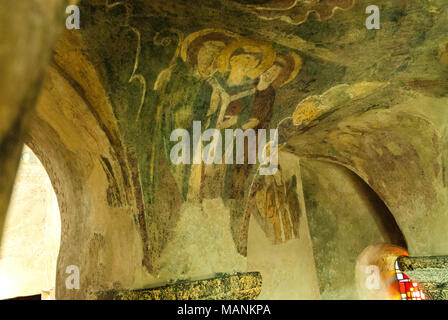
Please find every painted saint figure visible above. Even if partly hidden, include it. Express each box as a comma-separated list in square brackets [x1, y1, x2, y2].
[168, 29, 302, 250]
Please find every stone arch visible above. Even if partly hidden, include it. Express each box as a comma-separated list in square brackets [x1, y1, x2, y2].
[23, 42, 153, 298]
[245, 148, 408, 299]
[0, 145, 60, 299]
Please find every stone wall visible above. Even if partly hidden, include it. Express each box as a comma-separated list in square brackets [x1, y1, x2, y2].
[1, 0, 448, 300]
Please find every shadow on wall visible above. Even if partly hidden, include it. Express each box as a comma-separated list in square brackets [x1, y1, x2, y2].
[246, 155, 408, 300]
[301, 159, 407, 299]
[0, 145, 61, 300]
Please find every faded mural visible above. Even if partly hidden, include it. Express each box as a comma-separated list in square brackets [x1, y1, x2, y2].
[2, 0, 448, 299]
[66, 0, 448, 297]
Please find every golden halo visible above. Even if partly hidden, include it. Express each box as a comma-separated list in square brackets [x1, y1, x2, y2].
[215, 39, 277, 79]
[180, 28, 237, 65]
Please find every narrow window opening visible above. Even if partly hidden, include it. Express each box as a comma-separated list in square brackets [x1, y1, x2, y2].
[395, 261, 426, 300]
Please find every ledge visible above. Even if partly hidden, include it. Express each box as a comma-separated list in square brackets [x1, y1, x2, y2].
[98, 272, 262, 300]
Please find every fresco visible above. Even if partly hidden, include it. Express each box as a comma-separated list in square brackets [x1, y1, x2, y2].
[63, 0, 447, 277]
[4, 0, 448, 299]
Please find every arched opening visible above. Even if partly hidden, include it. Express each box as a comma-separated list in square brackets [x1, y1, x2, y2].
[20, 55, 153, 299]
[300, 159, 408, 299]
[247, 153, 408, 299]
[0, 145, 61, 300]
